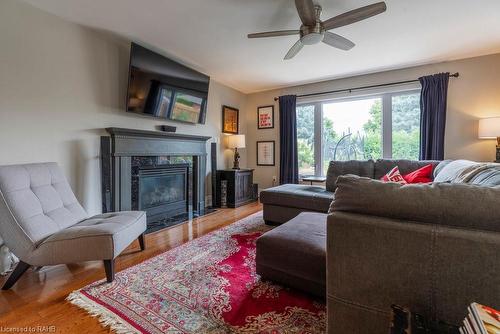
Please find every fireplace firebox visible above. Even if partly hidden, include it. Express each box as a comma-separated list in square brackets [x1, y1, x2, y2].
[137, 164, 189, 223]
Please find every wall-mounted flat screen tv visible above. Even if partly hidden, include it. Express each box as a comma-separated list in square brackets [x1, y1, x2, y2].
[126, 43, 210, 124]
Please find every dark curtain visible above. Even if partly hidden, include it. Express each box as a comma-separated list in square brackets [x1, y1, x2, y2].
[419, 72, 450, 160]
[279, 95, 299, 184]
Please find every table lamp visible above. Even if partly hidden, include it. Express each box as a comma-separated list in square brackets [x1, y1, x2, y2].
[227, 134, 245, 169]
[478, 117, 500, 162]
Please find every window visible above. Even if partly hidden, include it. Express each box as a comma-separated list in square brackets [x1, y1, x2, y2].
[322, 97, 382, 175]
[391, 93, 420, 160]
[297, 105, 316, 176]
[297, 91, 421, 177]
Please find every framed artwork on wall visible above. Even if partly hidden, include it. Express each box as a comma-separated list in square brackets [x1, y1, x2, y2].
[257, 106, 274, 129]
[256, 141, 275, 166]
[222, 105, 239, 134]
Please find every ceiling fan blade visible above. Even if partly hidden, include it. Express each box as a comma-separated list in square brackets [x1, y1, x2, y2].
[295, 0, 316, 26]
[322, 32, 355, 50]
[247, 30, 300, 38]
[322, 2, 387, 30]
[284, 40, 304, 60]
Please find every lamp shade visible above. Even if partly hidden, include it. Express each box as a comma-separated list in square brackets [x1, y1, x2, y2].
[227, 134, 246, 149]
[478, 117, 500, 139]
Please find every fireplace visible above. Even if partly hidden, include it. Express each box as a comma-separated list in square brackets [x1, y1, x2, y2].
[101, 128, 211, 233]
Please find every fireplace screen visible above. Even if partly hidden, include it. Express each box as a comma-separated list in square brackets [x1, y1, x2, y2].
[140, 173, 185, 209]
[138, 165, 189, 220]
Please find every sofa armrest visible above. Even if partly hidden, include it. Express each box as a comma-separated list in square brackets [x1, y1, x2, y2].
[331, 175, 500, 233]
[327, 211, 500, 333]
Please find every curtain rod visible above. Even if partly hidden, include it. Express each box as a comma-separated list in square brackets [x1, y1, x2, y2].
[273, 72, 459, 101]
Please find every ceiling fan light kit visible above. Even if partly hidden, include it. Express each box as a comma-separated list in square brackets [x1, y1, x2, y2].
[248, 0, 387, 60]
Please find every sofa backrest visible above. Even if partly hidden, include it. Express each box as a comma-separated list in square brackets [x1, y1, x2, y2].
[332, 175, 500, 233]
[326, 160, 375, 192]
[0, 163, 87, 259]
[326, 159, 440, 192]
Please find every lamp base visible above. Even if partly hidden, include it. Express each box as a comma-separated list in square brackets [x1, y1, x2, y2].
[232, 148, 240, 169]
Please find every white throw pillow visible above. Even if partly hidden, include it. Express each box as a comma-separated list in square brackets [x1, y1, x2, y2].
[433, 159, 478, 183]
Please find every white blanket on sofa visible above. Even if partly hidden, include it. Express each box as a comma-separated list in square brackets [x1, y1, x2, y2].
[434, 159, 500, 185]
[452, 163, 496, 183]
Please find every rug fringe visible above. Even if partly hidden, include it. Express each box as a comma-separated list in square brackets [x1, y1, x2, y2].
[67, 291, 141, 334]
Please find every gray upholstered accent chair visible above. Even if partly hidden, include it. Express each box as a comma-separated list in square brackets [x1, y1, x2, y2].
[0, 162, 147, 289]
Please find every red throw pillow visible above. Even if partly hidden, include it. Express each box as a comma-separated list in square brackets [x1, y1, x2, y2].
[403, 164, 433, 184]
[381, 166, 407, 184]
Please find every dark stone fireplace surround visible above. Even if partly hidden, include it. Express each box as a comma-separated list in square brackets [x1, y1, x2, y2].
[101, 128, 211, 231]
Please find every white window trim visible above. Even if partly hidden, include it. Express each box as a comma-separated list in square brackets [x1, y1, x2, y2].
[297, 88, 421, 177]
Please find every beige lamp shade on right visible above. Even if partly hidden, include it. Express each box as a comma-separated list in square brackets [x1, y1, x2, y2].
[478, 117, 500, 162]
[478, 117, 500, 139]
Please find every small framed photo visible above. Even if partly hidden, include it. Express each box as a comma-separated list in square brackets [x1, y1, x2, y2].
[257, 106, 274, 129]
[256, 141, 275, 166]
[222, 105, 239, 134]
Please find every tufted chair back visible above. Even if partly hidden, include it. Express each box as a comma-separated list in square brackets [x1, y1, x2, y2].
[0, 163, 88, 259]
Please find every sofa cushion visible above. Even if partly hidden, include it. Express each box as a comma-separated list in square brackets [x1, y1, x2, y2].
[256, 212, 327, 297]
[403, 164, 434, 183]
[326, 160, 375, 192]
[332, 175, 500, 233]
[259, 184, 334, 212]
[381, 166, 407, 184]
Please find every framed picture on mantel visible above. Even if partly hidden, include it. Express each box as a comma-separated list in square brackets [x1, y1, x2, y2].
[256, 141, 275, 166]
[257, 106, 274, 129]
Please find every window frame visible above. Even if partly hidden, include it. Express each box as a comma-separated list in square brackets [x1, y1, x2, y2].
[297, 89, 421, 177]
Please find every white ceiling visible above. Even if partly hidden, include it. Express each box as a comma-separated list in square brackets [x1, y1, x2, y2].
[21, 0, 500, 93]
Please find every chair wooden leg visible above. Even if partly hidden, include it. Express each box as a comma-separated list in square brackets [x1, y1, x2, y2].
[138, 233, 146, 251]
[103, 259, 114, 283]
[2, 261, 30, 290]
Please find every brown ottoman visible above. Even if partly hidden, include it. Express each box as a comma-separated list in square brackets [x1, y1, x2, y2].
[256, 212, 327, 298]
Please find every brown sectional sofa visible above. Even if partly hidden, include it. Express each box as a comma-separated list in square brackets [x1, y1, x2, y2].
[257, 159, 500, 333]
[328, 175, 500, 332]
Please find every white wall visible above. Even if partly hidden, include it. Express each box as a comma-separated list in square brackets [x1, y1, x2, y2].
[0, 0, 248, 215]
[245, 53, 500, 189]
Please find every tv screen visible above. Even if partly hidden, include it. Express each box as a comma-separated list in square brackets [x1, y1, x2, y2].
[126, 43, 210, 124]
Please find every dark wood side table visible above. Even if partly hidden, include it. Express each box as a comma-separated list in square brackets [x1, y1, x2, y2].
[215, 169, 256, 208]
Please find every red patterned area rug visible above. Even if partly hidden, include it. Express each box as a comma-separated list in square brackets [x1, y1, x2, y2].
[67, 212, 326, 333]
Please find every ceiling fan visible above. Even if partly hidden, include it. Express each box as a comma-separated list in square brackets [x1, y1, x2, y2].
[247, 0, 387, 60]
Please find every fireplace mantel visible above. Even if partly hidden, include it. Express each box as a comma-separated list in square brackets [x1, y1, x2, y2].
[106, 127, 211, 142]
[101, 128, 211, 219]
[105, 127, 211, 157]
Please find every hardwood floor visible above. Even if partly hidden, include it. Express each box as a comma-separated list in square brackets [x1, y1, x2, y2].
[0, 202, 262, 333]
